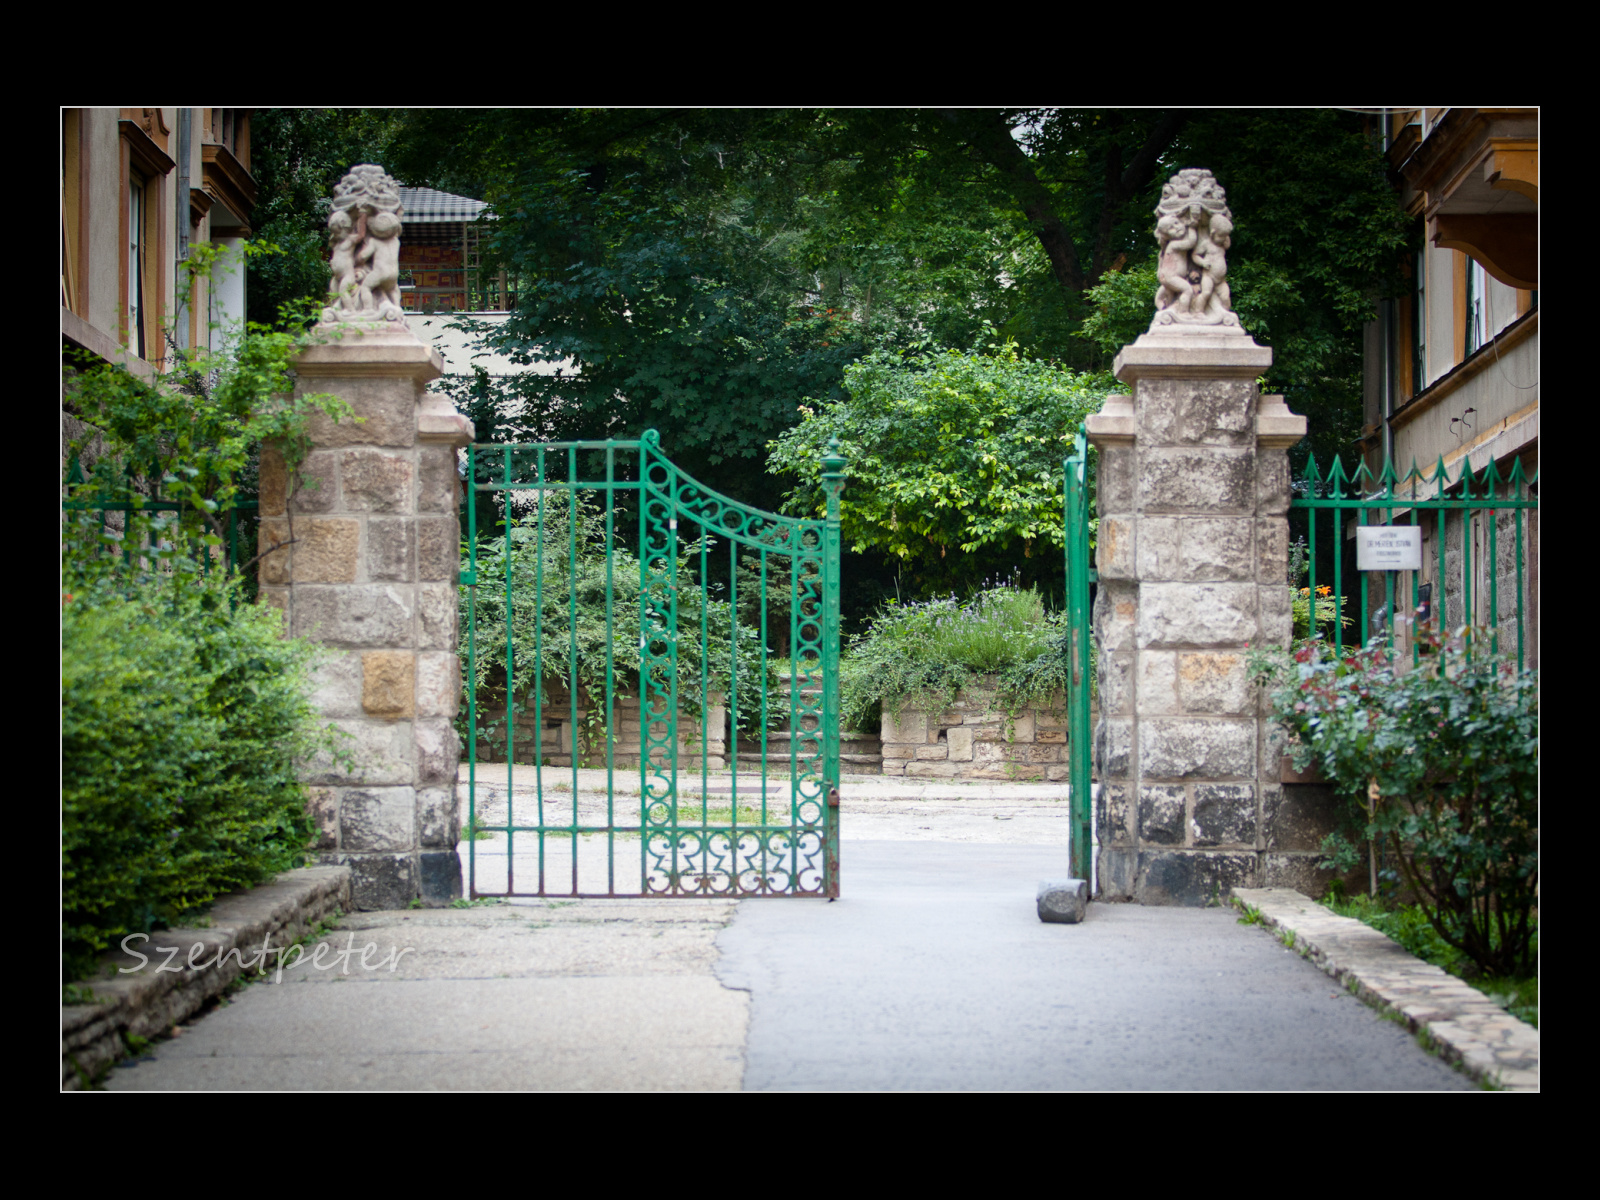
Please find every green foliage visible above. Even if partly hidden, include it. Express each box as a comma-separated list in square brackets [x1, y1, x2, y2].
[768, 342, 1107, 593]
[463, 494, 773, 757]
[1252, 626, 1538, 978]
[838, 580, 1070, 733]
[1286, 537, 1351, 641]
[61, 570, 329, 982]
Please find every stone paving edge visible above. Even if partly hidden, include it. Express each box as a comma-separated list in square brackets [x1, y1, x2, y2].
[1230, 887, 1538, 1092]
[61, 866, 352, 1090]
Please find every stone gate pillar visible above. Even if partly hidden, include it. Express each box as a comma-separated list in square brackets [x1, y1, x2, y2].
[257, 165, 475, 910]
[1084, 168, 1307, 905]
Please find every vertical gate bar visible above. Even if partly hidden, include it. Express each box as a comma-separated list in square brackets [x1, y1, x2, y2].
[789, 556, 800, 893]
[1488, 480, 1500, 658]
[1462, 468, 1474, 648]
[1411, 506, 1422, 669]
[727, 536, 737, 835]
[468, 444, 479, 897]
[503, 445, 517, 896]
[1438, 469, 1448, 632]
[1515, 491, 1525, 672]
[1383, 500, 1395, 655]
[533, 446, 546, 894]
[569, 446, 580, 895]
[755, 553, 768, 838]
[1307, 479, 1318, 641]
[605, 442, 616, 895]
[821, 439, 845, 899]
[638, 457, 650, 897]
[701, 528, 711, 833]
[668, 463, 681, 895]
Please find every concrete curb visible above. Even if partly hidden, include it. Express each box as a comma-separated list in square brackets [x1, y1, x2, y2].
[62, 866, 351, 1089]
[1231, 887, 1538, 1091]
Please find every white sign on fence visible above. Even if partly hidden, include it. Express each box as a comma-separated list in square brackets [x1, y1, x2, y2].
[1356, 526, 1422, 571]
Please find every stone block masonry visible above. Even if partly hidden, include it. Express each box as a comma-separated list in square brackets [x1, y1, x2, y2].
[1086, 325, 1314, 905]
[875, 678, 1095, 782]
[259, 329, 475, 910]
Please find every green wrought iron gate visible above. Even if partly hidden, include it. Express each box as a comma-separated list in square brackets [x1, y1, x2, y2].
[462, 431, 845, 899]
[1289, 451, 1537, 668]
[1063, 431, 1094, 882]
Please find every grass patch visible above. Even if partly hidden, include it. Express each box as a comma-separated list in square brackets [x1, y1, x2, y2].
[1325, 892, 1538, 1028]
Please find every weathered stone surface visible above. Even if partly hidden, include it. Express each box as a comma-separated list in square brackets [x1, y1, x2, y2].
[292, 518, 361, 584]
[259, 446, 288, 517]
[341, 449, 414, 512]
[905, 761, 958, 778]
[1138, 785, 1187, 845]
[1007, 712, 1036, 742]
[1098, 515, 1136, 579]
[307, 787, 339, 850]
[418, 446, 458, 514]
[1264, 782, 1345, 852]
[1257, 584, 1292, 645]
[1192, 783, 1256, 846]
[257, 518, 292, 586]
[347, 852, 418, 910]
[1098, 653, 1132, 716]
[1136, 850, 1255, 906]
[1037, 729, 1066, 744]
[1176, 651, 1252, 714]
[1177, 518, 1254, 581]
[1135, 517, 1179, 579]
[1137, 378, 1255, 447]
[417, 582, 456, 650]
[1140, 718, 1255, 779]
[292, 450, 341, 513]
[882, 710, 929, 745]
[1138, 651, 1179, 714]
[1095, 582, 1139, 652]
[416, 718, 460, 785]
[362, 650, 415, 719]
[419, 851, 463, 904]
[1098, 847, 1138, 901]
[416, 651, 460, 718]
[417, 786, 458, 849]
[303, 719, 413, 786]
[417, 515, 459, 583]
[1098, 443, 1134, 513]
[303, 378, 419, 448]
[1139, 448, 1253, 511]
[1099, 783, 1133, 846]
[309, 650, 364, 717]
[1026, 743, 1061, 763]
[1098, 717, 1133, 779]
[341, 786, 416, 851]
[946, 725, 974, 761]
[1257, 449, 1291, 515]
[293, 584, 414, 648]
[1137, 583, 1257, 648]
[1256, 518, 1289, 585]
[367, 517, 415, 582]
[1256, 853, 1336, 896]
[881, 743, 916, 760]
[1037, 879, 1089, 924]
[914, 743, 949, 761]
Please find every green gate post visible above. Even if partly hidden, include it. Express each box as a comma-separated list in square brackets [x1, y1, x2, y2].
[1064, 432, 1094, 883]
[820, 436, 847, 899]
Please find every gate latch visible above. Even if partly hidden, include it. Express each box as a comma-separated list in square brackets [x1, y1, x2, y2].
[828, 786, 840, 809]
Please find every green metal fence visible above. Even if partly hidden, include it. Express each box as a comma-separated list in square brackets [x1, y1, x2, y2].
[1290, 452, 1538, 668]
[61, 459, 257, 579]
[463, 430, 844, 898]
[1063, 431, 1095, 881]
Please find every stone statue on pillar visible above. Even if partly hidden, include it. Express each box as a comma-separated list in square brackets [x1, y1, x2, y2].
[321, 164, 409, 328]
[1150, 168, 1242, 331]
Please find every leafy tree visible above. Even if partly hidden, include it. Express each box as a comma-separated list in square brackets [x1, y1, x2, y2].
[768, 342, 1108, 594]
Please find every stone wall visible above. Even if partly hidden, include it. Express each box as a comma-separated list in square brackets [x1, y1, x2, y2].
[877, 679, 1089, 782]
[258, 331, 473, 910]
[1087, 327, 1330, 904]
[481, 685, 728, 769]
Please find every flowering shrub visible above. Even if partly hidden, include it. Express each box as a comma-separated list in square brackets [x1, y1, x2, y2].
[1251, 624, 1538, 977]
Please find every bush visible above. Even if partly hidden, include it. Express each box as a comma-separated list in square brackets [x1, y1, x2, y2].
[61, 570, 328, 982]
[1252, 625, 1538, 978]
[839, 578, 1073, 733]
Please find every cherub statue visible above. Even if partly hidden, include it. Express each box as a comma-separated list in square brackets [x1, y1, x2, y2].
[1190, 213, 1234, 324]
[1153, 209, 1200, 317]
[323, 209, 363, 321]
[356, 211, 404, 321]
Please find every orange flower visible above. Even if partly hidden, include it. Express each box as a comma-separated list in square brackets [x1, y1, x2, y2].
[1316, 585, 1332, 596]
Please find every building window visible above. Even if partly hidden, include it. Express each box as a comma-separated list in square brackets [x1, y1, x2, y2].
[1465, 257, 1487, 356]
[1411, 249, 1426, 393]
[129, 171, 147, 359]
